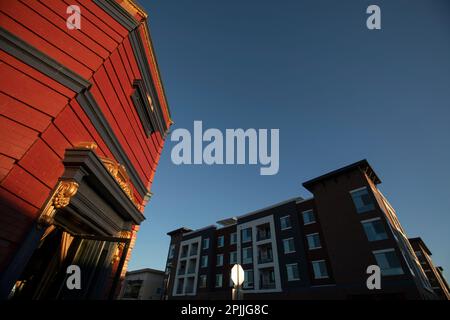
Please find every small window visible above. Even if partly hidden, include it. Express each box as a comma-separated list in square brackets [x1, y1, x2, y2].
[180, 245, 189, 258]
[312, 260, 329, 279]
[373, 249, 404, 276]
[286, 263, 300, 281]
[202, 238, 210, 250]
[230, 232, 237, 245]
[242, 247, 253, 264]
[302, 210, 316, 225]
[242, 228, 252, 243]
[361, 218, 388, 241]
[306, 233, 321, 250]
[200, 255, 208, 268]
[230, 251, 237, 264]
[280, 216, 292, 230]
[199, 275, 207, 288]
[243, 270, 254, 288]
[282, 238, 295, 253]
[217, 236, 224, 248]
[216, 254, 224, 266]
[190, 242, 199, 256]
[215, 274, 223, 288]
[168, 244, 175, 259]
[350, 187, 375, 213]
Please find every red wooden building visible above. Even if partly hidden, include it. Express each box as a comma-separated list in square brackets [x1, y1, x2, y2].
[0, 0, 172, 299]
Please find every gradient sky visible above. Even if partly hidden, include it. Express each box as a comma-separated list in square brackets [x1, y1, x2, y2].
[128, 0, 450, 280]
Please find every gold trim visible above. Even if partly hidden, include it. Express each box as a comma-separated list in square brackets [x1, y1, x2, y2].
[38, 180, 79, 227]
[100, 157, 136, 206]
[75, 141, 98, 150]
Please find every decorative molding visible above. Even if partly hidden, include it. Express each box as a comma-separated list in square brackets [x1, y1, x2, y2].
[62, 148, 145, 225]
[100, 157, 135, 206]
[92, 0, 170, 134]
[75, 90, 148, 198]
[38, 180, 79, 227]
[75, 141, 98, 150]
[131, 79, 159, 137]
[0, 27, 148, 199]
[0, 27, 91, 93]
[93, 0, 139, 31]
[129, 29, 168, 136]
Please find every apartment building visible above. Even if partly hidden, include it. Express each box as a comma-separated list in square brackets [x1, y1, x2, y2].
[409, 237, 450, 300]
[119, 268, 164, 300]
[163, 160, 442, 300]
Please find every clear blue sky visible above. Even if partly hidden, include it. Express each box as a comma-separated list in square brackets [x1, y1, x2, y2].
[129, 0, 450, 280]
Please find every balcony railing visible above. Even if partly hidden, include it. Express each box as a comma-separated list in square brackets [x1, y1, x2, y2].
[260, 282, 276, 290]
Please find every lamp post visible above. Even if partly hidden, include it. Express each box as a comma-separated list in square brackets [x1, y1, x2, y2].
[231, 264, 245, 300]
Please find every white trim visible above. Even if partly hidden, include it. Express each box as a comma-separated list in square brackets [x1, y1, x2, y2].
[216, 254, 224, 267]
[372, 248, 395, 254]
[217, 235, 224, 248]
[302, 209, 316, 225]
[172, 236, 201, 296]
[286, 263, 300, 281]
[311, 260, 329, 279]
[282, 237, 296, 254]
[237, 215, 282, 294]
[279, 215, 292, 230]
[349, 186, 368, 194]
[306, 233, 322, 250]
[360, 217, 382, 224]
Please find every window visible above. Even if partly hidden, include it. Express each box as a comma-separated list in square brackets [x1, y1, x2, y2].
[312, 260, 329, 279]
[280, 216, 292, 230]
[286, 263, 300, 281]
[199, 275, 207, 288]
[180, 245, 188, 258]
[242, 247, 253, 264]
[361, 218, 388, 241]
[259, 267, 276, 289]
[257, 243, 273, 264]
[178, 261, 187, 275]
[373, 249, 404, 276]
[190, 243, 199, 256]
[302, 210, 316, 225]
[187, 259, 197, 274]
[202, 238, 210, 250]
[168, 244, 175, 259]
[176, 278, 184, 294]
[230, 232, 237, 245]
[217, 236, 224, 248]
[283, 238, 295, 253]
[230, 251, 237, 264]
[215, 274, 223, 288]
[216, 254, 224, 266]
[243, 270, 254, 288]
[242, 228, 252, 243]
[200, 255, 208, 268]
[123, 280, 142, 299]
[415, 251, 423, 259]
[256, 223, 271, 241]
[350, 187, 375, 213]
[306, 233, 321, 250]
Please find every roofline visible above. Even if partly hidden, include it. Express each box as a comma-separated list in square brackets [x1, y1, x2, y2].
[183, 225, 217, 237]
[126, 268, 164, 275]
[235, 196, 303, 221]
[167, 227, 192, 236]
[408, 237, 432, 255]
[302, 159, 381, 191]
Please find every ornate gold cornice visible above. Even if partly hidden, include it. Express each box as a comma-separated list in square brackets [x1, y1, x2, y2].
[100, 157, 135, 205]
[38, 180, 79, 227]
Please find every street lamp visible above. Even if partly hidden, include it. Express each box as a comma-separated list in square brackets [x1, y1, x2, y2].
[230, 264, 245, 300]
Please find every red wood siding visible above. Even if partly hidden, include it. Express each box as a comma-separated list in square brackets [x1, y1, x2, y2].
[0, 0, 170, 271]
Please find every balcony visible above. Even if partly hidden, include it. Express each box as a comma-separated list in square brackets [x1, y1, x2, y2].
[259, 267, 276, 290]
[256, 223, 271, 241]
[257, 243, 273, 264]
